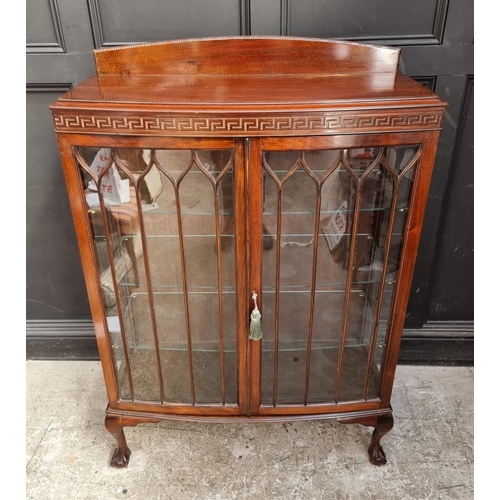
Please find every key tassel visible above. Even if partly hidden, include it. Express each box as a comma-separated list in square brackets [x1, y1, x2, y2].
[249, 292, 263, 340]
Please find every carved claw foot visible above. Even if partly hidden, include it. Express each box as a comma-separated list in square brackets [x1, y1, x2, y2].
[368, 442, 387, 466]
[110, 444, 131, 468]
[105, 414, 131, 468]
[368, 413, 394, 466]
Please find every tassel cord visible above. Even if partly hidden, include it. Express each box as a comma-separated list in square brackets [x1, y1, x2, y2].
[249, 292, 263, 341]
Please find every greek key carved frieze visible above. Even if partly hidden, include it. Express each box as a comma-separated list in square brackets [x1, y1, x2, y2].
[53, 111, 443, 135]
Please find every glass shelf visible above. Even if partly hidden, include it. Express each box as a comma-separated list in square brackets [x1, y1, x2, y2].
[118, 288, 236, 293]
[113, 339, 386, 354]
[95, 234, 235, 240]
[112, 278, 397, 290]
[94, 232, 404, 241]
[141, 210, 235, 216]
[98, 205, 409, 216]
[264, 205, 408, 216]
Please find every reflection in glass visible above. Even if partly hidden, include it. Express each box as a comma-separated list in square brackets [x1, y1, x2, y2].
[260, 145, 421, 406]
[75, 147, 238, 405]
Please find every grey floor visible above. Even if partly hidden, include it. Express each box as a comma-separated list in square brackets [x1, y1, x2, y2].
[26, 361, 473, 499]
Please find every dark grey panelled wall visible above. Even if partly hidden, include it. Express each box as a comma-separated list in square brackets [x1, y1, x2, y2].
[428, 78, 474, 321]
[26, 0, 474, 361]
[26, 86, 89, 320]
[87, 0, 250, 46]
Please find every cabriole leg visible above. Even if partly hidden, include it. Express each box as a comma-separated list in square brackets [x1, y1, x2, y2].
[105, 415, 131, 468]
[368, 413, 394, 466]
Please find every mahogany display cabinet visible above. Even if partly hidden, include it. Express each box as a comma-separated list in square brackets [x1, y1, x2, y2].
[50, 37, 447, 467]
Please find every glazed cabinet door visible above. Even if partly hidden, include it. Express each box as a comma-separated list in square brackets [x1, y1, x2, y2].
[66, 137, 248, 414]
[247, 134, 436, 415]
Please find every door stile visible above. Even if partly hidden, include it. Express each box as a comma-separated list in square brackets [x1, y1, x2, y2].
[247, 138, 264, 415]
[234, 138, 250, 415]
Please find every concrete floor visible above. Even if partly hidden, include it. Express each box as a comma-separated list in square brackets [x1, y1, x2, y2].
[26, 361, 473, 499]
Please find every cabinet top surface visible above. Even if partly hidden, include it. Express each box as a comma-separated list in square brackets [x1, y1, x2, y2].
[56, 72, 440, 109]
[52, 37, 445, 112]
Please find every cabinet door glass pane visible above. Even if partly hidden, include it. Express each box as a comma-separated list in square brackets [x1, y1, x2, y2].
[261, 145, 421, 405]
[75, 147, 238, 405]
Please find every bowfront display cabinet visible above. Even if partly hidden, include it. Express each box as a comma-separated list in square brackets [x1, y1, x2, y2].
[50, 37, 447, 467]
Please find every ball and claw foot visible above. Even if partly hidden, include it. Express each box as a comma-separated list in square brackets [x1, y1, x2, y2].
[110, 445, 131, 468]
[368, 442, 387, 466]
